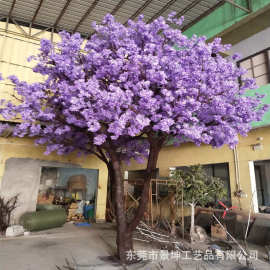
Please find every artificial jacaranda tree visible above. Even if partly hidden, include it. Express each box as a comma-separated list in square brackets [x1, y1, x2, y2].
[0, 13, 268, 263]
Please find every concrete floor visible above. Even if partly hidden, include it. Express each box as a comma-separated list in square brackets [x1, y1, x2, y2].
[0, 223, 270, 270]
[0, 223, 119, 270]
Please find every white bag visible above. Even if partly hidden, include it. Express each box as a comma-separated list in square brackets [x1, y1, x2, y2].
[6, 225, 24, 237]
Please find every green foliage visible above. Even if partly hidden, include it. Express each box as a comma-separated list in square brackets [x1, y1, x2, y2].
[170, 165, 226, 206]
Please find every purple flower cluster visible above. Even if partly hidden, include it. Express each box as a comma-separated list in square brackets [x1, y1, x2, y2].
[0, 13, 268, 159]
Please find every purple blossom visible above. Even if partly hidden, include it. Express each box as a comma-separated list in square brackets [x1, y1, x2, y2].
[0, 123, 10, 135]
[87, 120, 101, 132]
[135, 114, 150, 127]
[40, 39, 52, 55]
[232, 53, 242, 61]
[8, 75, 19, 84]
[94, 134, 107, 145]
[0, 13, 267, 157]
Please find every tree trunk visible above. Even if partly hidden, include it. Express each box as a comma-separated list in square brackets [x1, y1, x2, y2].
[171, 218, 176, 236]
[107, 137, 164, 263]
[106, 163, 116, 221]
[170, 193, 177, 236]
[190, 202, 196, 243]
[127, 139, 163, 233]
[108, 149, 133, 263]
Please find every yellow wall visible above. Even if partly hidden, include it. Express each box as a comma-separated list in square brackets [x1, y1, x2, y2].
[0, 21, 65, 103]
[124, 126, 270, 213]
[0, 23, 107, 222]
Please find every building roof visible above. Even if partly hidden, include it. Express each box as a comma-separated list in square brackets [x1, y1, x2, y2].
[0, 0, 225, 36]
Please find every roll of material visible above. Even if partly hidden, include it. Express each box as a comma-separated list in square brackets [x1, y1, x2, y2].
[36, 204, 62, 211]
[19, 209, 66, 231]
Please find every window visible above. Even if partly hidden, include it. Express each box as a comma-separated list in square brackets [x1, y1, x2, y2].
[203, 163, 231, 204]
[238, 48, 270, 87]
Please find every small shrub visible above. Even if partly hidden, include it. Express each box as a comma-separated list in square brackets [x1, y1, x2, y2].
[0, 194, 19, 233]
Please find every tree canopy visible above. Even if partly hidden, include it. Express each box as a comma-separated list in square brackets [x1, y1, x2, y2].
[0, 13, 268, 262]
[0, 13, 268, 156]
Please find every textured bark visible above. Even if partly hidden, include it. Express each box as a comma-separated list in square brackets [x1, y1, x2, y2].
[107, 137, 165, 263]
[127, 138, 163, 234]
[108, 148, 134, 263]
[190, 202, 196, 243]
[169, 193, 177, 236]
[107, 163, 116, 216]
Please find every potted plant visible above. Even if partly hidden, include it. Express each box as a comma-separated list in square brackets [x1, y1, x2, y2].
[170, 165, 226, 242]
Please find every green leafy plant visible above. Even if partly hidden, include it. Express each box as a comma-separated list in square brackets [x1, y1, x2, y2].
[170, 165, 226, 242]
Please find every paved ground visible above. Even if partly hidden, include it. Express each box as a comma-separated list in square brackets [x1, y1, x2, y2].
[0, 223, 269, 270]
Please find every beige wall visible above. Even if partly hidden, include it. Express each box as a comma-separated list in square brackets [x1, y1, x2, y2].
[124, 126, 270, 213]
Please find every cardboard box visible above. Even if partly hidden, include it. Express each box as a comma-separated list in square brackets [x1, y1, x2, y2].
[69, 202, 78, 209]
[37, 194, 54, 204]
[211, 224, 227, 240]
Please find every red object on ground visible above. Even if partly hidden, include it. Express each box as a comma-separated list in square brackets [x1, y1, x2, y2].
[218, 201, 237, 218]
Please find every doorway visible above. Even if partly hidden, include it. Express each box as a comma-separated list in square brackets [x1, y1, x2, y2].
[254, 160, 270, 213]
